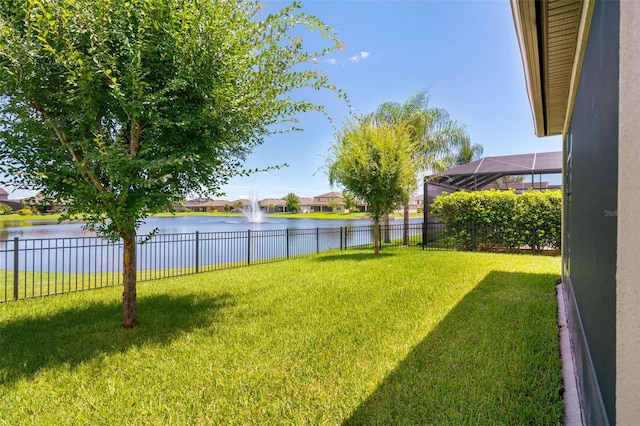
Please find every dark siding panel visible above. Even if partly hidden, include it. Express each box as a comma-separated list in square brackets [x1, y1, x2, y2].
[564, 0, 619, 424]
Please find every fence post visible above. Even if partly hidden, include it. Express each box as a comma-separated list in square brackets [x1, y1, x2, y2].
[286, 228, 290, 260]
[472, 221, 476, 251]
[316, 227, 320, 254]
[13, 237, 19, 300]
[247, 229, 251, 266]
[340, 227, 343, 251]
[532, 227, 537, 255]
[422, 222, 426, 250]
[195, 231, 200, 273]
[344, 226, 348, 250]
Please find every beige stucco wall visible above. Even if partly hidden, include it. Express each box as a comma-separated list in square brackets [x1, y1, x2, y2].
[617, 1, 640, 423]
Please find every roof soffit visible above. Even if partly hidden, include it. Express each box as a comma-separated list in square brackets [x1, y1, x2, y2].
[511, 0, 592, 136]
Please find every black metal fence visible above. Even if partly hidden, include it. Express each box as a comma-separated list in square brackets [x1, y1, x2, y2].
[427, 221, 561, 254]
[1, 223, 425, 302]
[1, 221, 558, 303]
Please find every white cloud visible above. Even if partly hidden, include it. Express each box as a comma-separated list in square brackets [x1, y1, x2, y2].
[349, 51, 371, 63]
[326, 58, 337, 65]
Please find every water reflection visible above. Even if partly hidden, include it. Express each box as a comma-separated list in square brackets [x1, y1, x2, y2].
[0, 219, 91, 241]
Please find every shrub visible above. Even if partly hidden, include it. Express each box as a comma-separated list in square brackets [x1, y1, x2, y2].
[0, 203, 13, 215]
[17, 207, 33, 215]
[431, 189, 561, 251]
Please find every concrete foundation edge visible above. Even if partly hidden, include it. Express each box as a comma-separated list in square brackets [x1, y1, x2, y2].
[557, 282, 585, 425]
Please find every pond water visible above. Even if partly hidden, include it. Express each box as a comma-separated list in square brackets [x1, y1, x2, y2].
[0, 215, 424, 283]
[0, 215, 419, 241]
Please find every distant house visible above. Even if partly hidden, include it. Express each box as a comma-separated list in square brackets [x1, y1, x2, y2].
[311, 192, 345, 212]
[0, 187, 23, 212]
[259, 198, 286, 213]
[234, 199, 250, 210]
[185, 192, 374, 215]
[22, 194, 65, 213]
[298, 197, 314, 213]
[184, 198, 231, 213]
[183, 197, 208, 211]
[409, 194, 423, 213]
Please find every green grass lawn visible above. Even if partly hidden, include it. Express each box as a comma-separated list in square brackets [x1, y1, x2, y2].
[0, 250, 563, 425]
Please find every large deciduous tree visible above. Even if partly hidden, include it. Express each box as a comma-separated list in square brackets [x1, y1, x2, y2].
[327, 118, 416, 254]
[0, 0, 343, 327]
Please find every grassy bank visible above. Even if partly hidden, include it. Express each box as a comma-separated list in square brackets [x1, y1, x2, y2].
[0, 213, 63, 222]
[268, 211, 371, 220]
[153, 211, 374, 220]
[157, 211, 421, 220]
[0, 250, 563, 424]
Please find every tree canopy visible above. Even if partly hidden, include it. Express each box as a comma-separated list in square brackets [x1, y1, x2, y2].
[446, 138, 484, 167]
[0, 0, 344, 327]
[370, 89, 475, 245]
[371, 90, 472, 174]
[283, 192, 300, 213]
[342, 192, 357, 212]
[328, 117, 417, 254]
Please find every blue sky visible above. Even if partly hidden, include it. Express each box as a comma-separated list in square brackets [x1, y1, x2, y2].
[4, 0, 561, 201]
[220, 0, 561, 201]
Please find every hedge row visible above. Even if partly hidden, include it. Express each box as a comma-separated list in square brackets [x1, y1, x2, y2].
[431, 189, 562, 251]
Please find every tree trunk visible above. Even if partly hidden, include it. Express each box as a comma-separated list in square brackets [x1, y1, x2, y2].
[373, 217, 380, 255]
[383, 213, 391, 243]
[403, 203, 410, 246]
[122, 228, 138, 328]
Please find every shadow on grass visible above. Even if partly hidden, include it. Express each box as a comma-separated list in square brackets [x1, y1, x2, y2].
[0, 293, 233, 385]
[316, 252, 394, 262]
[343, 271, 564, 425]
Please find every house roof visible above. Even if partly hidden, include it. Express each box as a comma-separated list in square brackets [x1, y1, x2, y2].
[314, 191, 343, 199]
[426, 151, 562, 190]
[299, 197, 314, 205]
[259, 198, 286, 207]
[510, 0, 594, 136]
[202, 200, 231, 207]
[0, 188, 7, 196]
[184, 198, 230, 207]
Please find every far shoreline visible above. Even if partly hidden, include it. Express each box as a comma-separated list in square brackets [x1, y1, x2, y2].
[0, 210, 422, 225]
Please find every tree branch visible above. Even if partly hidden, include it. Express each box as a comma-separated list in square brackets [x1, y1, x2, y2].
[32, 101, 106, 192]
[130, 118, 141, 157]
[96, 115, 106, 148]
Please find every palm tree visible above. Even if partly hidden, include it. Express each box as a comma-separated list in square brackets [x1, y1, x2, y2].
[446, 138, 484, 167]
[371, 90, 474, 245]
